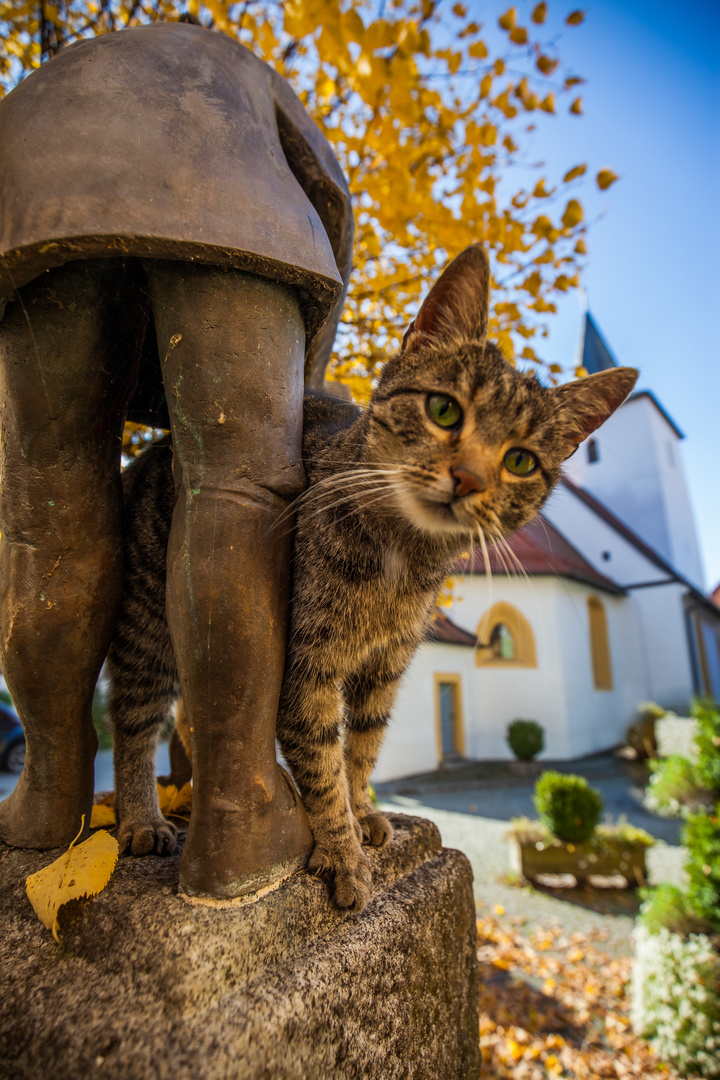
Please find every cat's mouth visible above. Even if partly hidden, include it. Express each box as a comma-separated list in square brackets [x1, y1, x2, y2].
[393, 483, 478, 535]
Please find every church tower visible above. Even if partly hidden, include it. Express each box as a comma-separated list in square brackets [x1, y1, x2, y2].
[562, 314, 705, 588]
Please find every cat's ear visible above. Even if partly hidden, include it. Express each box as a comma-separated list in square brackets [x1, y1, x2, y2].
[402, 244, 490, 351]
[554, 367, 639, 458]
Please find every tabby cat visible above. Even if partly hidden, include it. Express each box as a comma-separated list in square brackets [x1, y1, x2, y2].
[107, 244, 637, 912]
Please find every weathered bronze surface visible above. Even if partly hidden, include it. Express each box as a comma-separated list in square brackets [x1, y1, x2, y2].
[0, 21, 353, 388]
[0, 23, 353, 898]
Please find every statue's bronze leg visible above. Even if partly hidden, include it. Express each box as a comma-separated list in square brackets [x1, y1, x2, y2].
[145, 262, 313, 899]
[0, 260, 135, 848]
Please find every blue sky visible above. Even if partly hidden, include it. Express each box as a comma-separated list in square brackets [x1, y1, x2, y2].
[468, 0, 720, 587]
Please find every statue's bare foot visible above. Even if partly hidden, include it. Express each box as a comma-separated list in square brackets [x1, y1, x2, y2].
[178, 765, 313, 900]
[0, 772, 90, 849]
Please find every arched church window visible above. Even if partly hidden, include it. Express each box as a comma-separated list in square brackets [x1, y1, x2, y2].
[587, 438, 599, 463]
[491, 622, 516, 660]
[587, 595, 613, 690]
[476, 602, 537, 668]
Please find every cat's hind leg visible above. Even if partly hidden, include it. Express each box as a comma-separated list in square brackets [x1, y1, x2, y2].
[106, 532, 180, 856]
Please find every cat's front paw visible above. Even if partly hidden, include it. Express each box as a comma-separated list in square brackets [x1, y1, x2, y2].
[308, 841, 372, 912]
[118, 817, 178, 856]
[357, 810, 393, 848]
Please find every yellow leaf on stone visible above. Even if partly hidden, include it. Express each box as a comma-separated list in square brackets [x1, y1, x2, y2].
[25, 820, 118, 942]
[561, 198, 583, 228]
[597, 168, 620, 190]
[157, 781, 193, 818]
[90, 803, 116, 829]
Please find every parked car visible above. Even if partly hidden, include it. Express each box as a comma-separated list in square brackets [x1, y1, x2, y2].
[0, 704, 25, 774]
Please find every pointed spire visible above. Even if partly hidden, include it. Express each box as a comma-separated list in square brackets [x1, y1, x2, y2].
[581, 313, 617, 374]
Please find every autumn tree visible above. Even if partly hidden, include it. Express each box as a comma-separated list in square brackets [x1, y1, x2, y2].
[0, 0, 617, 400]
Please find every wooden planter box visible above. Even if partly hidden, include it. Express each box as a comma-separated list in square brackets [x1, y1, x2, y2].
[509, 834, 649, 888]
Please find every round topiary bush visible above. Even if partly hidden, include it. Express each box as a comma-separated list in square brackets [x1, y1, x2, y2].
[533, 771, 603, 843]
[507, 719, 545, 762]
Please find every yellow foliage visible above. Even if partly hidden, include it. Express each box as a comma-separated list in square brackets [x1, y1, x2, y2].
[561, 199, 584, 228]
[563, 164, 587, 183]
[25, 820, 118, 942]
[157, 781, 193, 818]
[498, 7, 516, 31]
[570, 96, 583, 115]
[90, 803, 117, 828]
[566, 10, 586, 25]
[0, 0, 609, 391]
[597, 168, 620, 190]
[536, 54, 558, 76]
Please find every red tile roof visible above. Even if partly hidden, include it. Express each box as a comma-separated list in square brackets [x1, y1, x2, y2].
[426, 612, 478, 646]
[454, 514, 623, 595]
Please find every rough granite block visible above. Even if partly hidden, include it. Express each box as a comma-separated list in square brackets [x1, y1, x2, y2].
[0, 813, 480, 1079]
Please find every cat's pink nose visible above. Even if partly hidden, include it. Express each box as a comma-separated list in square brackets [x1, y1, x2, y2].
[451, 466, 486, 497]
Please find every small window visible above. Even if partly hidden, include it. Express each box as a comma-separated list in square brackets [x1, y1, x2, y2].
[587, 438, 599, 463]
[491, 623, 516, 660]
[588, 596, 613, 690]
[476, 602, 537, 668]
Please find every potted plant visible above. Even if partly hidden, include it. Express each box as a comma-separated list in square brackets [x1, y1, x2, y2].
[509, 771, 653, 887]
[506, 719, 544, 777]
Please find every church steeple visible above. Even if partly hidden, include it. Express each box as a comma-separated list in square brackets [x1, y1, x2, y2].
[581, 313, 617, 374]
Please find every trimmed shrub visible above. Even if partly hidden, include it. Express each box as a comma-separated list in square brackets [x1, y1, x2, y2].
[506, 719, 544, 762]
[694, 701, 720, 796]
[533, 771, 603, 844]
[632, 922, 720, 1077]
[638, 882, 707, 938]
[684, 807, 720, 933]
[644, 753, 706, 817]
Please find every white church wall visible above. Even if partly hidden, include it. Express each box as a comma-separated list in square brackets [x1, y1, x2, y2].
[554, 583, 648, 756]
[544, 482, 661, 586]
[644, 403, 705, 588]
[372, 642, 475, 782]
[631, 582, 695, 711]
[563, 395, 672, 563]
[563, 395, 704, 588]
[452, 575, 571, 759]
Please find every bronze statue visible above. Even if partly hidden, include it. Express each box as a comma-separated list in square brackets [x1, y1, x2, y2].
[0, 21, 353, 900]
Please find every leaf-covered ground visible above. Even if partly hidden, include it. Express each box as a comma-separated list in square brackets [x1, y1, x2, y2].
[477, 907, 679, 1079]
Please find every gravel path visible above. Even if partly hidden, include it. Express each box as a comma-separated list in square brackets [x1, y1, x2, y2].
[378, 769, 687, 957]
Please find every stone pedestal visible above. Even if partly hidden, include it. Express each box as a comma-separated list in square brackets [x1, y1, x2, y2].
[0, 814, 480, 1079]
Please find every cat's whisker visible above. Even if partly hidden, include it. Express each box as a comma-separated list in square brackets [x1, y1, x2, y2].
[298, 481, 398, 522]
[476, 523, 493, 649]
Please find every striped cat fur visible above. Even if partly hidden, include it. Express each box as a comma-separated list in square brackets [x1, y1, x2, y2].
[107, 244, 638, 911]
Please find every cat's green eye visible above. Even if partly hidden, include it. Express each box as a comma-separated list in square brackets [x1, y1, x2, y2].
[504, 448, 539, 476]
[427, 394, 462, 429]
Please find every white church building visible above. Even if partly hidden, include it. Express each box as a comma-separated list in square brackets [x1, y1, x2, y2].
[373, 314, 720, 781]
